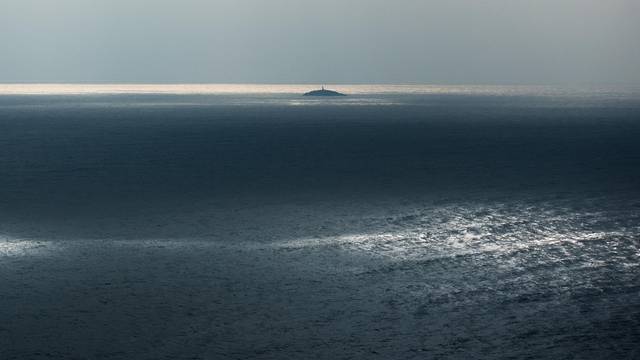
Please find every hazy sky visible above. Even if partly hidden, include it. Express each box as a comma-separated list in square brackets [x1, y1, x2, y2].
[2, 0, 639, 84]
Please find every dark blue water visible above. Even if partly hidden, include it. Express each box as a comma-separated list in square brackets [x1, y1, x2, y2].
[1, 89, 639, 359]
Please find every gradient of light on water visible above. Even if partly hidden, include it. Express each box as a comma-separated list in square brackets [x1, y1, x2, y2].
[1, 83, 639, 98]
[1, 84, 639, 359]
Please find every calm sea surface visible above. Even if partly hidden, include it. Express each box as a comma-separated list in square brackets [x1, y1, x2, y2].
[1, 84, 639, 359]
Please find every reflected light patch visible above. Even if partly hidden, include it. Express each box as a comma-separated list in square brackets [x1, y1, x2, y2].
[0, 236, 60, 257]
[0, 83, 635, 97]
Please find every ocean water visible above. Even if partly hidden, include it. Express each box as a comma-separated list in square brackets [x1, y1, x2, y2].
[1, 84, 639, 359]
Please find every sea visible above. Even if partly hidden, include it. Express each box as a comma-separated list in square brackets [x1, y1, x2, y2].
[1, 84, 639, 359]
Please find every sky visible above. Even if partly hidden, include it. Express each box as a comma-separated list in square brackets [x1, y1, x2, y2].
[1, 0, 639, 84]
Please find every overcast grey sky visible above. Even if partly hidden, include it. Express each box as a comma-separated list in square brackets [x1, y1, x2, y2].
[2, 0, 639, 84]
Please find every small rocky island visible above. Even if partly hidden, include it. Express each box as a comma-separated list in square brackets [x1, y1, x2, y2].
[303, 86, 346, 96]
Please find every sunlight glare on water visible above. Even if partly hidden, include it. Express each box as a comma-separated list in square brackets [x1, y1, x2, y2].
[275, 201, 640, 265]
[0, 237, 59, 257]
[0, 83, 638, 98]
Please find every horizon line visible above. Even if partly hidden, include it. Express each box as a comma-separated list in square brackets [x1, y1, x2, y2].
[1, 81, 639, 87]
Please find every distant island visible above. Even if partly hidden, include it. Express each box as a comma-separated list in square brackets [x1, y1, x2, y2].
[303, 86, 346, 96]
